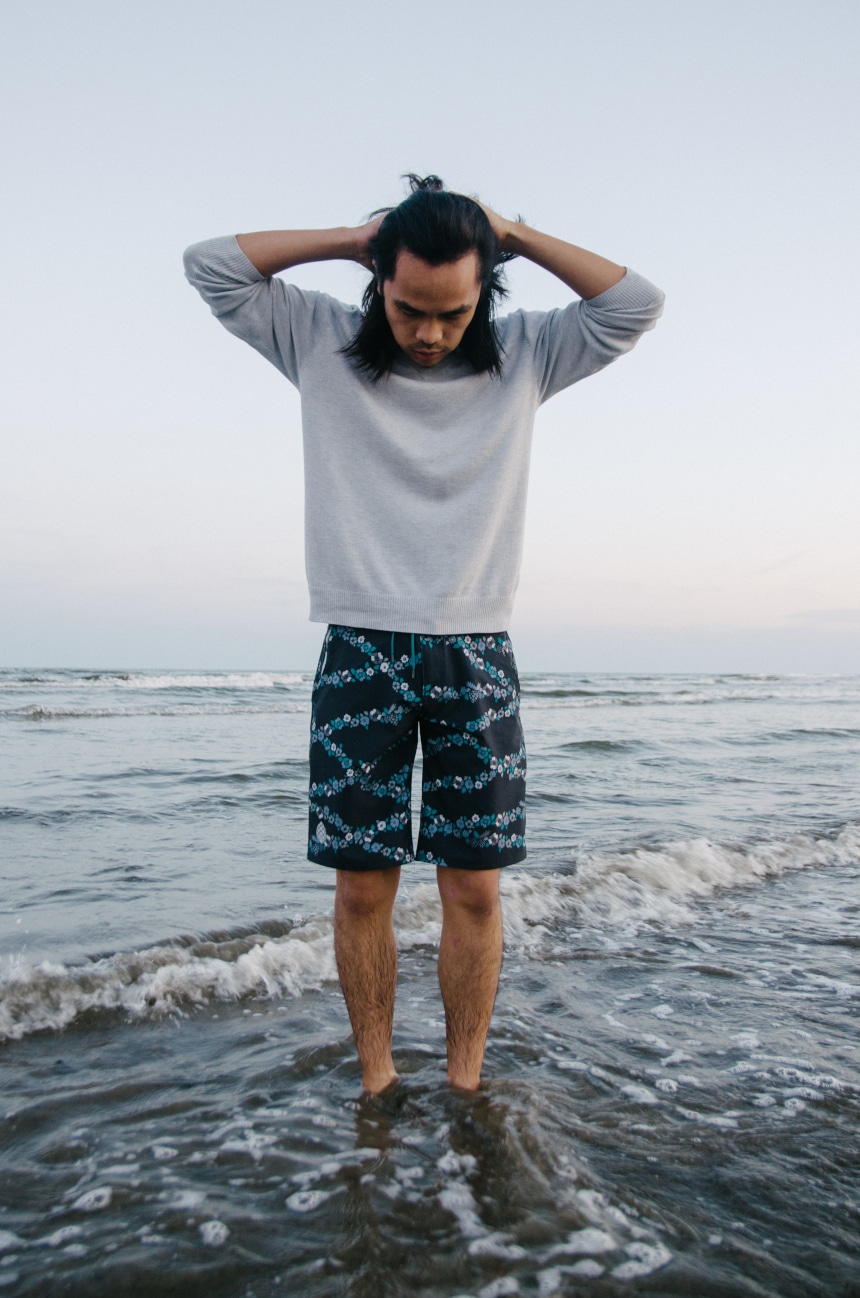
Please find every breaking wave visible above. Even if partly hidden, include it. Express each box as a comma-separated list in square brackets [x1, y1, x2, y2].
[0, 672, 305, 690]
[2, 824, 856, 1042]
[4, 703, 308, 720]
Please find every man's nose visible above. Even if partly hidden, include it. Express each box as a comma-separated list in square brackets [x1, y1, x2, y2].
[416, 317, 443, 344]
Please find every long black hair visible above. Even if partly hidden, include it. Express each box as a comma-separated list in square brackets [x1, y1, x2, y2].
[341, 175, 515, 382]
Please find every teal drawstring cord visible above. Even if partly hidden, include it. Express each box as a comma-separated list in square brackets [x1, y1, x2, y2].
[390, 632, 418, 677]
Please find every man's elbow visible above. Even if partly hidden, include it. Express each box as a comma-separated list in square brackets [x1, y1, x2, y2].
[183, 242, 207, 284]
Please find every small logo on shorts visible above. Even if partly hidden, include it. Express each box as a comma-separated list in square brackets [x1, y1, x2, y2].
[315, 822, 328, 844]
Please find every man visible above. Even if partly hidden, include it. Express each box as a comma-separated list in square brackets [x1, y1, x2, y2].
[184, 176, 663, 1094]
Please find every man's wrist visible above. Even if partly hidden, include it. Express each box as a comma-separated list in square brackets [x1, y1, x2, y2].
[499, 221, 532, 257]
[325, 226, 360, 261]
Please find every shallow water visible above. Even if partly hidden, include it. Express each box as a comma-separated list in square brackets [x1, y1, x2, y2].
[1, 670, 859, 1295]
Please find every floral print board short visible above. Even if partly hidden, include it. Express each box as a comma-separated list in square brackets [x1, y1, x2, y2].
[308, 625, 527, 872]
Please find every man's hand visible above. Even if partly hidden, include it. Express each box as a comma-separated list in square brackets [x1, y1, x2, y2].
[472, 199, 515, 253]
[351, 213, 385, 271]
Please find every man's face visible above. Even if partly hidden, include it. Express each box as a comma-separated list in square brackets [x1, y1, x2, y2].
[380, 249, 482, 366]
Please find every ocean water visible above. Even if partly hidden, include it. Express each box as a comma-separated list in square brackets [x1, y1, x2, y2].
[1, 668, 859, 1297]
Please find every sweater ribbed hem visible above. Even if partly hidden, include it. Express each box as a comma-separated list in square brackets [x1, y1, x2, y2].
[308, 588, 514, 635]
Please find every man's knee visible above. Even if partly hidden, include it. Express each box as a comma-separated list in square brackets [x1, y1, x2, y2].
[335, 867, 400, 920]
[437, 867, 501, 923]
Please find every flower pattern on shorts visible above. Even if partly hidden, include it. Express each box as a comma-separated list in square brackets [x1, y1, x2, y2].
[308, 626, 526, 870]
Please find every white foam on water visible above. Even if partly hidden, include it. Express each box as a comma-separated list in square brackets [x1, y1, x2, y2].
[539, 1191, 675, 1283]
[555, 824, 860, 932]
[565, 1259, 605, 1278]
[550, 1227, 616, 1256]
[5, 702, 307, 719]
[640, 1034, 671, 1051]
[395, 823, 860, 957]
[2, 823, 856, 1039]
[437, 1151, 478, 1177]
[543, 1223, 672, 1286]
[621, 1083, 659, 1105]
[218, 1130, 281, 1162]
[676, 1106, 739, 1129]
[520, 680, 824, 711]
[71, 1187, 112, 1212]
[4, 672, 305, 692]
[40, 1226, 84, 1248]
[0, 917, 337, 1040]
[468, 1234, 527, 1261]
[661, 1051, 692, 1066]
[286, 1189, 337, 1213]
[199, 1220, 229, 1246]
[0, 1233, 22, 1253]
[731, 1031, 761, 1048]
[164, 1190, 206, 1210]
[539, 1266, 607, 1297]
[611, 1242, 673, 1280]
[805, 974, 860, 998]
[438, 1181, 485, 1240]
[118, 672, 304, 690]
[478, 1279, 521, 1297]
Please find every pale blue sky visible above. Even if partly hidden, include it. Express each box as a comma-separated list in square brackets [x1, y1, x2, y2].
[2, 0, 857, 670]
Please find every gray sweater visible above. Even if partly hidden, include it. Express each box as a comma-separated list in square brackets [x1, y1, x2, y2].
[184, 236, 664, 634]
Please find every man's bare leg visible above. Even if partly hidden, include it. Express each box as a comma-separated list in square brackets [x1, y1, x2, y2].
[436, 866, 503, 1090]
[334, 866, 401, 1094]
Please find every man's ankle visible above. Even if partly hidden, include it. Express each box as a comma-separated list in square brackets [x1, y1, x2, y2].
[447, 1067, 481, 1091]
[361, 1066, 400, 1095]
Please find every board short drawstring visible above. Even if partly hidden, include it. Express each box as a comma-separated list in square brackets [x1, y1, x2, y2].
[390, 632, 418, 677]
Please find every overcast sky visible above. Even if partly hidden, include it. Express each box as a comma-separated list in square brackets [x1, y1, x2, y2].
[2, 0, 857, 671]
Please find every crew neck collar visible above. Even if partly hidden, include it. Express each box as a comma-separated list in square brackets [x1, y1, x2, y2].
[390, 349, 474, 381]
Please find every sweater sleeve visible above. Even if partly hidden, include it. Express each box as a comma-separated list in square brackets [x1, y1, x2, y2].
[525, 269, 665, 404]
[182, 235, 327, 388]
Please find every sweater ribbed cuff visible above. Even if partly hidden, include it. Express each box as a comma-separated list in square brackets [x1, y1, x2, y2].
[183, 235, 265, 285]
[587, 268, 664, 312]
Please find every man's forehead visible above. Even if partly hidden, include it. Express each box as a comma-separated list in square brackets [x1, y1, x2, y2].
[386, 249, 481, 301]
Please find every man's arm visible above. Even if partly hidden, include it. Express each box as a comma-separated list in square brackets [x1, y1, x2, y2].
[236, 217, 383, 278]
[477, 204, 625, 301]
[237, 207, 622, 297]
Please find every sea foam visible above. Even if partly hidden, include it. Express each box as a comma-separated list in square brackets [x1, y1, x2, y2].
[1, 824, 856, 1040]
